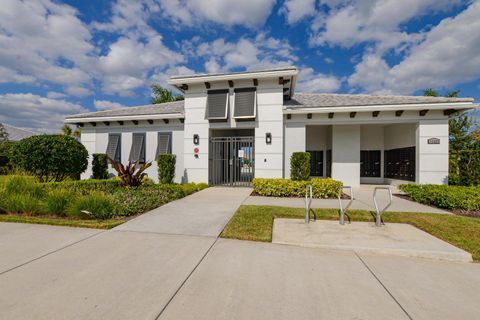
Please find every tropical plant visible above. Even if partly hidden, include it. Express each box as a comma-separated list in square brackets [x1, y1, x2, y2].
[9, 135, 88, 182]
[61, 124, 81, 138]
[151, 85, 184, 104]
[108, 157, 152, 187]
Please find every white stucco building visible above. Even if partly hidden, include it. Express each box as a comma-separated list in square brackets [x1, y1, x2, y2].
[65, 67, 476, 187]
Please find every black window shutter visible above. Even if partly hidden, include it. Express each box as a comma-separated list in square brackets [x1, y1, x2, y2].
[233, 87, 256, 118]
[207, 90, 229, 119]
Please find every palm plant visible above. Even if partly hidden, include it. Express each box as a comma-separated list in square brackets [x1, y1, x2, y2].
[108, 157, 152, 187]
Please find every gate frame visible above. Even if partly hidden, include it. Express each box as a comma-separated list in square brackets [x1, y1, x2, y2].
[209, 136, 255, 187]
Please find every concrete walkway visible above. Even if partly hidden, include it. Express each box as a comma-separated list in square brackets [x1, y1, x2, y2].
[245, 185, 449, 214]
[0, 187, 478, 319]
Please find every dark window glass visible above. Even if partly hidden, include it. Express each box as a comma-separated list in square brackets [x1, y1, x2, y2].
[307, 150, 324, 177]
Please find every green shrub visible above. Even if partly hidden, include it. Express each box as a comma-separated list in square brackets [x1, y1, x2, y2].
[157, 154, 176, 184]
[0, 142, 13, 174]
[42, 179, 121, 195]
[43, 189, 73, 216]
[92, 154, 109, 180]
[67, 193, 117, 220]
[449, 150, 480, 186]
[399, 184, 480, 212]
[290, 152, 310, 181]
[253, 178, 342, 198]
[9, 135, 88, 182]
[0, 193, 42, 215]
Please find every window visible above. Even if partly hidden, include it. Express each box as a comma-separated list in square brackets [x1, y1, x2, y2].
[207, 89, 229, 120]
[361, 150, 381, 177]
[307, 150, 323, 177]
[233, 87, 256, 119]
[129, 133, 146, 163]
[106, 133, 121, 162]
[384, 146, 415, 181]
[156, 132, 172, 157]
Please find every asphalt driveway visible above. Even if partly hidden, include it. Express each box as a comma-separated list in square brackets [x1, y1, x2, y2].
[0, 187, 479, 320]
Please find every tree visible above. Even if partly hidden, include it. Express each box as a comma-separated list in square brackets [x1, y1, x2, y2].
[151, 85, 184, 104]
[0, 123, 9, 142]
[10, 135, 88, 182]
[61, 124, 81, 139]
[423, 88, 438, 97]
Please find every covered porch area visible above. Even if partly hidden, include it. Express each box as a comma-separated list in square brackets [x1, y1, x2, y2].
[284, 120, 449, 186]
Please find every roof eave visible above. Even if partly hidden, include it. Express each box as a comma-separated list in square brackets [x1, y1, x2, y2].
[283, 102, 476, 114]
[65, 113, 185, 123]
[168, 69, 298, 87]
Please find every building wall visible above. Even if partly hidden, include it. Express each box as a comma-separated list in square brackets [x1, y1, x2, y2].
[416, 119, 449, 184]
[80, 121, 184, 183]
[331, 124, 361, 186]
[284, 123, 306, 179]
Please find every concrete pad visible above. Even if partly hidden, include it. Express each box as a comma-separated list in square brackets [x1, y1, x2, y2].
[244, 185, 449, 214]
[359, 253, 480, 320]
[0, 230, 214, 320]
[116, 187, 252, 237]
[159, 239, 409, 320]
[0, 222, 101, 274]
[272, 219, 472, 262]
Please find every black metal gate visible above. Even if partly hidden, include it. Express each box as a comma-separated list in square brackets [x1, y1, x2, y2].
[209, 137, 254, 187]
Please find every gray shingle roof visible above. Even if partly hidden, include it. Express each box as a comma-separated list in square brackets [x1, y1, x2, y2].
[67, 101, 184, 119]
[285, 93, 474, 109]
[1, 123, 37, 141]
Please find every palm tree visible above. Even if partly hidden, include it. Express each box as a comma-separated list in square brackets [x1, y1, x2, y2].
[151, 85, 184, 104]
[423, 88, 438, 97]
[61, 124, 72, 136]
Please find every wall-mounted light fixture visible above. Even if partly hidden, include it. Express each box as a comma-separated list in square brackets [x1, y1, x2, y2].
[193, 134, 199, 145]
[266, 132, 272, 144]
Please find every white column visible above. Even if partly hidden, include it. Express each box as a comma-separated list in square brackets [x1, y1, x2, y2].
[80, 128, 96, 180]
[331, 124, 360, 186]
[284, 123, 306, 179]
[416, 119, 449, 184]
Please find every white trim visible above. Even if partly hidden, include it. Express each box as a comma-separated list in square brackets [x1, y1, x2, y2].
[65, 113, 184, 123]
[232, 89, 257, 120]
[168, 69, 298, 86]
[283, 102, 476, 114]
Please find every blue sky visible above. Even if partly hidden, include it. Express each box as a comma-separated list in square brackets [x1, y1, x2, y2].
[0, 0, 479, 132]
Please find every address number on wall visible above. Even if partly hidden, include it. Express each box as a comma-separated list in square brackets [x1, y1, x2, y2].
[427, 138, 440, 144]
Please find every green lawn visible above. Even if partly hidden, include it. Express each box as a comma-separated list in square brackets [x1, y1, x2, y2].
[221, 205, 480, 261]
[0, 214, 124, 229]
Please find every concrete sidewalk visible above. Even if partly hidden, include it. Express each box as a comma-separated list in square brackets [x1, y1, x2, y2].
[115, 187, 252, 237]
[244, 185, 448, 214]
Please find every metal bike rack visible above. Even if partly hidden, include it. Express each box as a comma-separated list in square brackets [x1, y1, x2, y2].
[305, 185, 313, 223]
[373, 187, 393, 226]
[338, 186, 354, 225]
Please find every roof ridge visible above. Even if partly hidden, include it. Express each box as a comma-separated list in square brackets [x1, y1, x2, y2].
[293, 92, 474, 101]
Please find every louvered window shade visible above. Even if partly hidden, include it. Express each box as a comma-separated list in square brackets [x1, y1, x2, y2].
[129, 133, 145, 162]
[106, 134, 121, 162]
[234, 87, 256, 119]
[156, 132, 172, 157]
[207, 89, 229, 120]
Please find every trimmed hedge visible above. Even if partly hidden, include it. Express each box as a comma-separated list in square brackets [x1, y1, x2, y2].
[92, 154, 109, 180]
[290, 152, 310, 181]
[399, 184, 480, 212]
[157, 154, 176, 184]
[253, 178, 342, 198]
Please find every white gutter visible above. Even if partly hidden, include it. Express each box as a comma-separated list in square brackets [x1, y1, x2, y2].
[283, 102, 476, 114]
[168, 69, 298, 86]
[65, 113, 184, 123]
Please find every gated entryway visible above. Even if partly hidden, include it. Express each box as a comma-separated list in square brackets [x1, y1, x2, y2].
[209, 136, 254, 186]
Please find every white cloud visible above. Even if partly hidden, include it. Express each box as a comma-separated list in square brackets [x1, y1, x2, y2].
[0, 0, 95, 96]
[94, 99, 127, 111]
[0, 66, 35, 84]
[310, 0, 462, 52]
[348, 2, 480, 94]
[158, 0, 276, 28]
[281, 0, 316, 24]
[296, 67, 342, 93]
[190, 33, 298, 72]
[46, 91, 67, 99]
[0, 93, 87, 133]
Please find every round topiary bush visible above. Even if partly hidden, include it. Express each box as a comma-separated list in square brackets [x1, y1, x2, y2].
[10, 135, 88, 182]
